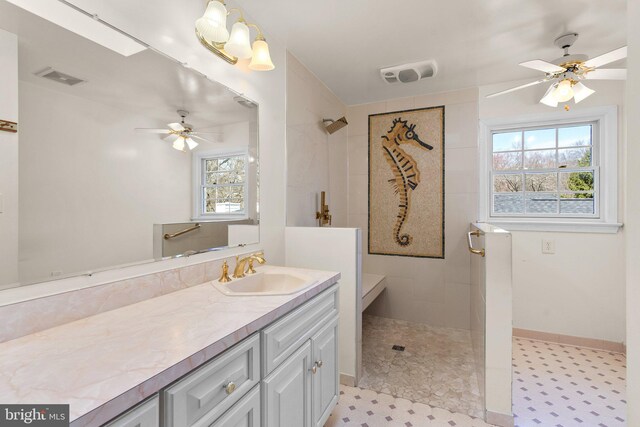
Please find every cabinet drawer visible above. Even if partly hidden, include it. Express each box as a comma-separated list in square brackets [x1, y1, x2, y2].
[262, 285, 338, 375]
[209, 384, 260, 427]
[164, 334, 260, 427]
[105, 395, 159, 427]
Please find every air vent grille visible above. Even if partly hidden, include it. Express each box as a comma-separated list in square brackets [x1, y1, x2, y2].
[34, 67, 86, 86]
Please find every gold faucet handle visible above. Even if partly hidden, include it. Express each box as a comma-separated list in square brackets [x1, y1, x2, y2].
[218, 261, 232, 283]
[247, 258, 257, 274]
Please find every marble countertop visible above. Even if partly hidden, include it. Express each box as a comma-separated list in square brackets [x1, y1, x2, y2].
[0, 266, 340, 427]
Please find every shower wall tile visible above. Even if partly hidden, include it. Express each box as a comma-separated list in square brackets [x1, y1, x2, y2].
[350, 88, 480, 330]
[286, 52, 348, 227]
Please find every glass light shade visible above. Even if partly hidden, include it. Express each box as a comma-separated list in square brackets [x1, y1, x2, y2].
[552, 79, 574, 102]
[540, 83, 559, 107]
[195, 1, 229, 43]
[185, 138, 199, 150]
[172, 137, 186, 151]
[249, 39, 275, 71]
[572, 82, 595, 103]
[225, 21, 253, 59]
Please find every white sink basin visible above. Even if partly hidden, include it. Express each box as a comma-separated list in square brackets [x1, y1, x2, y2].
[213, 267, 319, 296]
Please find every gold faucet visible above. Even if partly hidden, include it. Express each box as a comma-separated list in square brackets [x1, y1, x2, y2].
[315, 191, 332, 227]
[233, 252, 266, 278]
[218, 261, 232, 283]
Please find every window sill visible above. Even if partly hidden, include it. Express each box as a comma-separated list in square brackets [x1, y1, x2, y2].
[485, 220, 623, 234]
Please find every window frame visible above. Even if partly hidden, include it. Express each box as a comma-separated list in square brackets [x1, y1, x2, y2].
[192, 148, 249, 221]
[479, 106, 621, 233]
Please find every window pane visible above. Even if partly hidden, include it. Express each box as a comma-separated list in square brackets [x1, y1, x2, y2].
[560, 193, 595, 214]
[493, 131, 522, 152]
[493, 152, 522, 170]
[524, 128, 555, 150]
[558, 125, 591, 147]
[525, 173, 557, 192]
[559, 171, 594, 192]
[558, 147, 591, 168]
[526, 193, 558, 214]
[205, 159, 219, 172]
[494, 193, 524, 214]
[494, 174, 523, 192]
[524, 149, 556, 169]
[204, 188, 217, 213]
[206, 173, 220, 185]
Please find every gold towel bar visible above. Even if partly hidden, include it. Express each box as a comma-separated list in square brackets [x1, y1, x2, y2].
[164, 223, 200, 240]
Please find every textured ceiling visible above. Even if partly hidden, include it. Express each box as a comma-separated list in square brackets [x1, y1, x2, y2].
[243, 0, 627, 104]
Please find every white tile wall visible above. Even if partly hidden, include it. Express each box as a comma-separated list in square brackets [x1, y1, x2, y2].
[348, 89, 480, 329]
[286, 52, 348, 227]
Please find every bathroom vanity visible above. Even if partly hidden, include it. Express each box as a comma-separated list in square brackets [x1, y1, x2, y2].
[0, 266, 340, 427]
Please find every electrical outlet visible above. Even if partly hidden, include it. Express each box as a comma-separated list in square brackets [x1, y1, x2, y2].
[542, 239, 555, 254]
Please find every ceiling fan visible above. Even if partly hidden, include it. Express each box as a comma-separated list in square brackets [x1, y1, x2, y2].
[487, 33, 627, 107]
[135, 110, 220, 151]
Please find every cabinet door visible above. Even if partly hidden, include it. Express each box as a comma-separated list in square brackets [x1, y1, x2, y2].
[311, 316, 339, 427]
[262, 341, 312, 427]
[105, 395, 159, 427]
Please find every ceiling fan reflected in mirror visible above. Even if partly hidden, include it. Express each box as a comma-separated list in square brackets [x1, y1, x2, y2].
[135, 110, 221, 151]
[487, 33, 627, 108]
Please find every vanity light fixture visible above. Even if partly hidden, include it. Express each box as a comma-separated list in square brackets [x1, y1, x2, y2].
[195, 0, 275, 71]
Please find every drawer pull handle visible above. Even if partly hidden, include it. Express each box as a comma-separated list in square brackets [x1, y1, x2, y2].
[224, 381, 237, 395]
[316, 360, 323, 368]
[311, 363, 318, 374]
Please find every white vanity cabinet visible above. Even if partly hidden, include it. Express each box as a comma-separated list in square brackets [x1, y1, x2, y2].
[107, 285, 339, 427]
[261, 285, 339, 427]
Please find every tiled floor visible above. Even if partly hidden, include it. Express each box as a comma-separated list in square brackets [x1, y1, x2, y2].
[331, 315, 627, 427]
[512, 337, 627, 427]
[358, 315, 483, 418]
[324, 384, 492, 427]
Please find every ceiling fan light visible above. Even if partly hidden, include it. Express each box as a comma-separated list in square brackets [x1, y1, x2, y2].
[225, 21, 253, 59]
[172, 137, 186, 151]
[552, 79, 574, 102]
[186, 138, 199, 150]
[196, 0, 229, 44]
[540, 83, 559, 107]
[572, 82, 595, 103]
[249, 38, 275, 71]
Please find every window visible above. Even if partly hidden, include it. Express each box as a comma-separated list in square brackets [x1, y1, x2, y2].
[194, 151, 248, 219]
[491, 123, 597, 217]
[480, 107, 620, 233]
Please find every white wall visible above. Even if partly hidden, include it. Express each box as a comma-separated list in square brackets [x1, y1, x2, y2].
[286, 52, 348, 227]
[480, 79, 626, 343]
[285, 227, 361, 385]
[626, 0, 640, 423]
[348, 88, 479, 329]
[18, 81, 192, 283]
[0, 29, 19, 288]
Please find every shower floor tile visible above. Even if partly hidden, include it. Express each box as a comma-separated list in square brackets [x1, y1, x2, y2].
[358, 314, 484, 418]
[512, 337, 626, 427]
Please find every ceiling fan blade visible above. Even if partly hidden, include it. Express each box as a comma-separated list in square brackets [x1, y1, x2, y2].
[486, 78, 549, 98]
[164, 134, 180, 143]
[584, 46, 627, 68]
[519, 60, 566, 74]
[135, 128, 170, 134]
[168, 122, 185, 131]
[585, 68, 627, 80]
[190, 131, 223, 135]
[191, 134, 220, 144]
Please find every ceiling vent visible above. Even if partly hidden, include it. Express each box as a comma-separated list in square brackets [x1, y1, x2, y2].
[380, 60, 437, 84]
[34, 67, 87, 86]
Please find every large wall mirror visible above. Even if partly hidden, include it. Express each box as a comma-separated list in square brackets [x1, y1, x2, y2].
[0, 1, 259, 290]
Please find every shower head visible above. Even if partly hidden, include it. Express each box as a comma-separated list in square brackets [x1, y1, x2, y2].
[322, 117, 348, 134]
